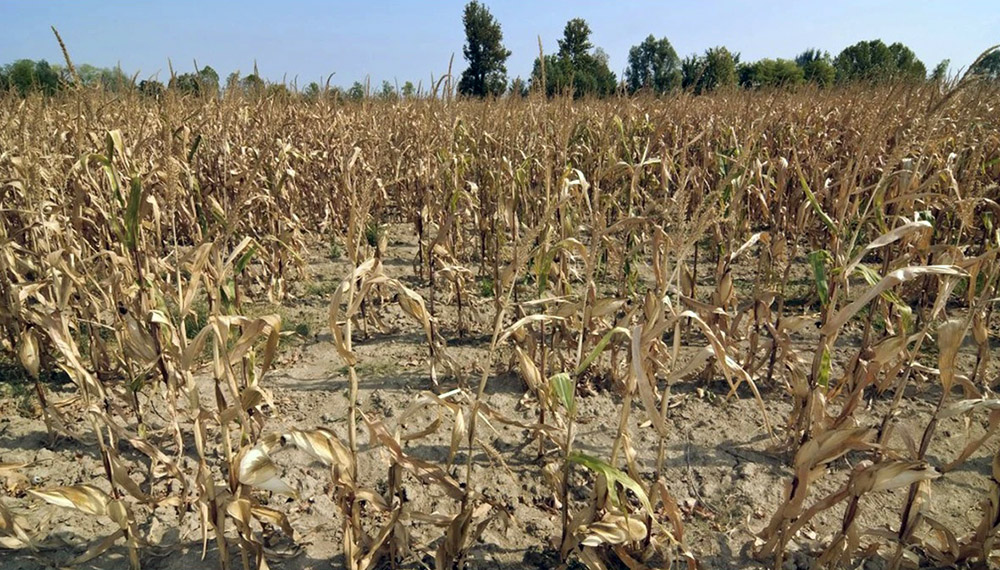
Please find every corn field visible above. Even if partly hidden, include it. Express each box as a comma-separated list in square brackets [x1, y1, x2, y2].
[2, 77, 1000, 570]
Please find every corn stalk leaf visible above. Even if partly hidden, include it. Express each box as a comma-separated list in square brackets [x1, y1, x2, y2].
[549, 372, 576, 416]
[569, 452, 652, 514]
[821, 266, 966, 336]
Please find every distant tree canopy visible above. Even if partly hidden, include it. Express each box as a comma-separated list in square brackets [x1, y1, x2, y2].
[138, 79, 165, 99]
[509, 76, 528, 97]
[739, 58, 803, 88]
[0, 59, 61, 95]
[304, 82, 321, 99]
[0, 17, 989, 102]
[169, 66, 220, 95]
[682, 47, 738, 94]
[531, 18, 617, 97]
[347, 81, 366, 100]
[624, 35, 681, 94]
[796, 49, 836, 87]
[930, 60, 950, 83]
[241, 74, 265, 94]
[971, 50, 1000, 80]
[378, 80, 397, 100]
[833, 40, 926, 83]
[458, 1, 510, 97]
[76, 64, 132, 90]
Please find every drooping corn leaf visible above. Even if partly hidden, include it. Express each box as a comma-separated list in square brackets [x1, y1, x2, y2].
[569, 452, 652, 514]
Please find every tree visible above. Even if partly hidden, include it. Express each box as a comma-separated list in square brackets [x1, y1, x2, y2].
[509, 76, 528, 97]
[72, 64, 129, 91]
[138, 79, 165, 99]
[702, 47, 738, 91]
[378, 80, 397, 100]
[624, 35, 681, 94]
[930, 59, 950, 83]
[170, 65, 220, 95]
[304, 82, 321, 99]
[795, 49, 836, 87]
[971, 50, 1000, 81]
[2, 59, 60, 95]
[347, 81, 366, 100]
[530, 18, 617, 98]
[241, 74, 265, 95]
[198, 66, 220, 93]
[457, 1, 511, 97]
[558, 18, 593, 64]
[226, 71, 241, 92]
[682, 47, 737, 94]
[266, 84, 290, 98]
[401, 81, 416, 97]
[833, 40, 926, 84]
[739, 58, 804, 88]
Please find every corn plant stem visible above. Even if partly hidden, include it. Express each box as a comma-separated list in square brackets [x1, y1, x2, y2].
[464, 197, 559, 507]
[876, 327, 931, 449]
[344, 271, 363, 553]
[610, 391, 633, 466]
[558, 410, 575, 555]
[537, 318, 547, 458]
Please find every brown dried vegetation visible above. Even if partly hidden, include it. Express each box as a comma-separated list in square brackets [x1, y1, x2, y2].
[2, 65, 1000, 569]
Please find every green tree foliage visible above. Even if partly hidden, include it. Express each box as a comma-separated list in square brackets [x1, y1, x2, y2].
[170, 73, 198, 94]
[75, 64, 131, 90]
[378, 80, 397, 100]
[401, 81, 416, 97]
[509, 76, 528, 97]
[1, 59, 61, 95]
[624, 35, 681, 94]
[970, 50, 1000, 80]
[739, 58, 804, 88]
[531, 18, 617, 98]
[225, 71, 241, 92]
[795, 49, 836, 87]
[347, 81, 366, 100]
[242, 74, 265, 95]
[266, 83, 290, 98]
[458, 1, 510, 97]
[682, 47, 738, 94]
[199, 66, 220, 92]
[930, 60, 950, 83]
[170, 65, 220, 95]
[138, 79, 165, 99]
[833, 40, 926, 83]
[558, 18, 593, 63]
[222, 72, 266, 96]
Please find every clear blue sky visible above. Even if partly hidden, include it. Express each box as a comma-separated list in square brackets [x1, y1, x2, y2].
[1, 1, 996, 88]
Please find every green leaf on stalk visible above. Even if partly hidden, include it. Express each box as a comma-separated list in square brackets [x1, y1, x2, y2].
[549, 372, 575, 417]
[106, 129, 124, 162]
[187, 133, 202, 163]
[853, 264, 914, 332]
[818, 346, 831, 389]
[235, 245, 257, 274]
[575, 327, 631, 377]
[798, 168, 837, 234]
[569, 452, 652, 514]
[809, 250, 830, 307]
[123, 177, 143, 251]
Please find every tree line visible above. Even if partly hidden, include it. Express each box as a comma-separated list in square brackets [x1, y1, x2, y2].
[2, 3, 998, 99]
[0, 56, 427, 101]
[459, 1, 999, 97]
